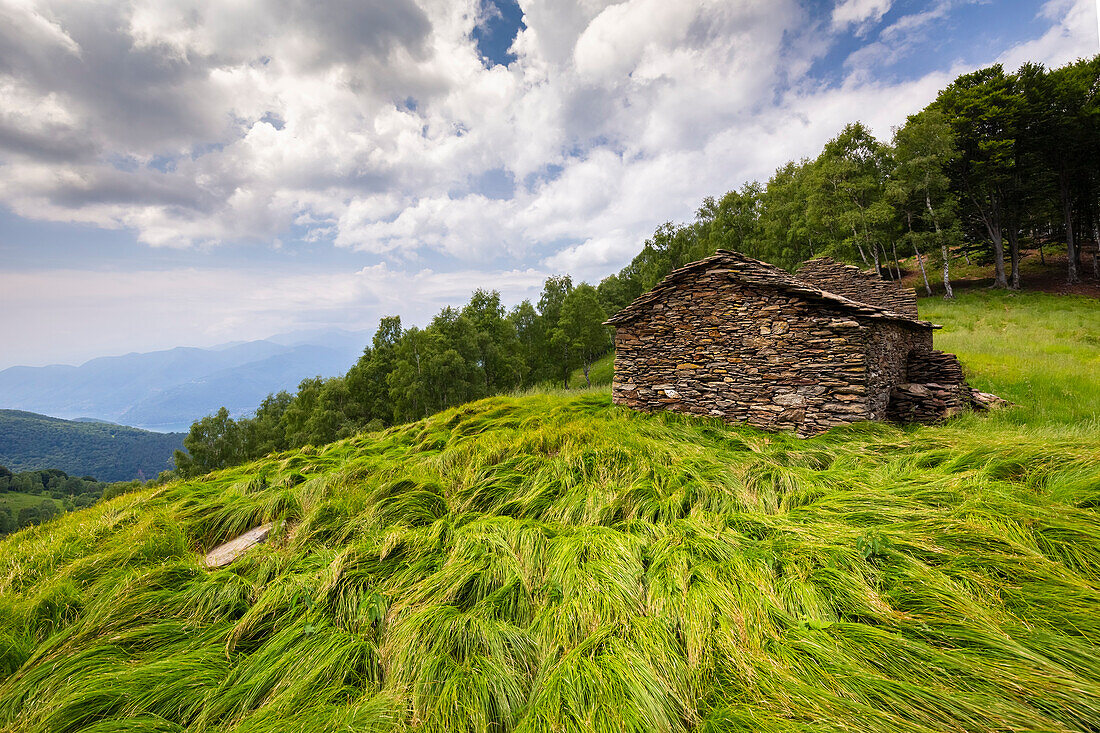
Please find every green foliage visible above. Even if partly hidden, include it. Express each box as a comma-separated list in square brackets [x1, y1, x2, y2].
[569, 352, 614, 389]
[175, 408, 244, 478]
[174, 273, 616, 474]
[889, 108, 962, 296]
[2, 292, 1100, 729]
[554, 284, 609, 388]
[7, 499, 55, 535]
[0, 410, 183, 482]
[0, 466, 152, 536]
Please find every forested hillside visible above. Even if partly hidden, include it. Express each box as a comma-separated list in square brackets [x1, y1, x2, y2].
[174, 56, 1100, 477]
[0, 410, 183, 482]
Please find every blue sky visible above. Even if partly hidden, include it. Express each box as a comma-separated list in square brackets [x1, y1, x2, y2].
[0, 0, 1096, 368]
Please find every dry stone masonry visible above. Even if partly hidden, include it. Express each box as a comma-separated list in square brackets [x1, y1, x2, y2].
[795, 257, 920, 318]
[605, 251, 998, 437]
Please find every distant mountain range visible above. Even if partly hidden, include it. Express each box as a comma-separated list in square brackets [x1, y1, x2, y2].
[0, 410, 185, 482]
[0, 329, 369, 432]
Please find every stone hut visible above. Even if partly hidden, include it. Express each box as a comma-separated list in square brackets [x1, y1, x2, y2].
[604, 250, 978, 436]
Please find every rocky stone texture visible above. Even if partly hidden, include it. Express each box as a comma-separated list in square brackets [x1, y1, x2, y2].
[867, 323, 934, 420]
[606, 250, 944, 437]
[203, 523, 273, 568]
[883, 349, 970, 424]
[970, 390, 1010, 411]
[887, 383, 969, 424]
[606, 250, 998, 436]
[796, 257, 919, 319]
[906, 348, 965, 386]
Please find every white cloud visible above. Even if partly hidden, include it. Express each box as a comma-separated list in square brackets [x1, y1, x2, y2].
[0, 0, 1097, 366]
[831, 0, 893, 32]
[0, 0, 809, 261]
[996, 0, 1098, 72]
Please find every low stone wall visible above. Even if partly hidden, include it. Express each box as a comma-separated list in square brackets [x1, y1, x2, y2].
[865, 323, 934, 420]
[796, 258, 919, 318]
[887, 382, 970, 424]
[906, 349, 965, 385]
[885, 350, 972, 424]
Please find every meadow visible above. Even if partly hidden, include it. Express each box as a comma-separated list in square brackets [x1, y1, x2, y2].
[921, 289, 1100, 425]
[0, 492, 62, 516]
[0, 290, 1098, 732]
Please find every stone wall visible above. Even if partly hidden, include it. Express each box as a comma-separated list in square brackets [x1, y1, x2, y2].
[906, 349, 965, 386]
[610, 268, 933, 436]
[885, 349, 971, 424]
[865, 322, 934, 419]
[796, 258, 919, 318]
[886, 383, 970, 424]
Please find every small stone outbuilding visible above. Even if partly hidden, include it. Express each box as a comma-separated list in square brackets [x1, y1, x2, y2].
[605, 250, 983, 437]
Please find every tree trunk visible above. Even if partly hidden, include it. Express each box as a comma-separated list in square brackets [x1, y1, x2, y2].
[1060, 179, 1079, 284]
[924, 191, 952, 298]
[1007, 226, 1021, 290]
[854, 225, 869, 266]
[941, 244, 954, 299]
[891, 241, 902, 281]
[885, 243, 897, 280]
[990, 225, 1008, 288]
[1093, 213, 1099, 279]
[582, 359, 591, 388]
[913, 242, 932, 296]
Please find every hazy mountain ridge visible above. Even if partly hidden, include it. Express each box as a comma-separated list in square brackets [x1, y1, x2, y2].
[0, 329, 368, 432]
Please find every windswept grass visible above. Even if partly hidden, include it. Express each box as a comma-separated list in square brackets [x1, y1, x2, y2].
[0, 291, 1097, 732]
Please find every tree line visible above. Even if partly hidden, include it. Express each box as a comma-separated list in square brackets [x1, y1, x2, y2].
[0, 463, 156, 536]
[0, 409, 183, 483]
[0, 465, 105, 535]
[173, 282, 612, 476]
[607, 56, 1099, 298]
[174, 55, 1098, 476]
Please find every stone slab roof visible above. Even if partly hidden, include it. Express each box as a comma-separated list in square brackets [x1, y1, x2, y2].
[604, 249, 939, 330]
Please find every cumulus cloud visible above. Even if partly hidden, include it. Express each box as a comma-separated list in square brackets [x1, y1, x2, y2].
[996, 0, 1099, 72]
[0, 0, 1095, 287]
[831, 0, 892, 32]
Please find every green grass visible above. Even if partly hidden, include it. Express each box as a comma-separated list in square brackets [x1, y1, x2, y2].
[0, 292, 1098, 732]
[0, 491, 62, 516]
[921, 289, 1100, 425]
[568, 353, 615, 389]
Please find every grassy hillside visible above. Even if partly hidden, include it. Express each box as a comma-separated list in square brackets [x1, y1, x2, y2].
[920, 290, 1100, 425]
[0, 491, 61, 515]
[568, 352, 614, 388]
[0, 410, 184, 482]
[0, 291, 1098, 732]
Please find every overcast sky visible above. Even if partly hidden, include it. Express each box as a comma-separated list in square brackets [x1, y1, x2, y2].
[0, 0, 1097, 368]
